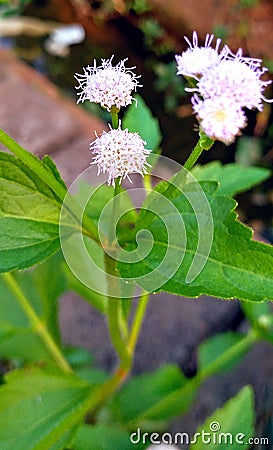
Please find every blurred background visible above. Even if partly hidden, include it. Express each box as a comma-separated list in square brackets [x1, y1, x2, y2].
[1, 1, 273, 447]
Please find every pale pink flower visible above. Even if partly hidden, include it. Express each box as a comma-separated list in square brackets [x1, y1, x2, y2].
[75, 56, 141, 111]
[223, 46, 263, 68]
[192, 95, 247, 144]
[176, 31, 272, 145]
[175, 31, 223, 79]
[197, 58, 272, 111]
[90, 125, 151, 185]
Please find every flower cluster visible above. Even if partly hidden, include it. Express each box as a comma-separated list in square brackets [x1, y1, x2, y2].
[75, 56, 150, 184]
[176, 31, 272, 144]
[75, 56, 141, 111]
[90, 125, 151, 186]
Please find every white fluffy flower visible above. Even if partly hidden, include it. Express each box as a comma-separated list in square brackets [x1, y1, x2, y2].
[176, 31, 273, 145]
[223, 46, 263, 68]
[192, 95, 247, 144]
[175, 31, 223, 79]
[90, 125, 151, 185]
[198, 58, 271, 111]
[75, 56, 141, 111]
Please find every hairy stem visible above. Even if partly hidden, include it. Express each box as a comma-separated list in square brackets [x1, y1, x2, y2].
[183, 131, 214, 171]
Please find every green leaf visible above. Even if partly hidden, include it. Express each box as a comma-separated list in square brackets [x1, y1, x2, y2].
[29, 251, 66, 340]
[241, 302, 273, 343]
[74, 367, 109, 385]
[0, 0, 32, 17]
[191, 161, 271, 196]
[63, 346, 93, 368]
[73, 424, 148, 450]
[49, 427, 79, 450]
[0, 329, 54, 364]
[0, 367, 97, 450]
[198, 333, 246, 374]
[189, 386, 254, 450]
[0, 152, 75, 272]
[0, 252, 66, 362]
[75, 181, 137, 239]
[64, 263, 107, 314]
[119, 180, 273, 302]
[241, 301, 271, 324]
[235, 136, 262, 167]
[42, 155, 67, 190]
[123, 94, 162, 151]
[62, 181, 137, 300]
[62, 233, 109, 303]
[106, 365, 196, 429]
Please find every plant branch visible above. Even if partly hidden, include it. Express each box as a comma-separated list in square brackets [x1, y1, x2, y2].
[104, 253, 131, 369]
[128, 290, 150, 354]
[183, 131, 214, 171]
[143, 173, 152, 192]
[109, 177, 122, 244]
[111, 106, 119, 129]
[198, 329, 258, 381]
[124, 329, 258, 426]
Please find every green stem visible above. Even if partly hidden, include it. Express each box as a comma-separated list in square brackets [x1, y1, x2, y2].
[183, 132, 214, 171]
[198, 329, 258, 381]
[125, 329, 258, 426]
[3, 273, 72, 373]
[183, 141, 206, 171]
[108, 296, 131, 369]
[110, 107, 119, 129]
[105, 175, 137, 370]
[84, 363, 133, 418]
[159, 132, 215, 203]
[0, 128, 100, 243]
[105, 253, 131, 369]
[143, 173, 152, 192]
[109, 177, 122, 244]
[42, 367, 131, 446]
[128, 290, 150, 354]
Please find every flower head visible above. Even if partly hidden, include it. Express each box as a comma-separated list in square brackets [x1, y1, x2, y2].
[75, 56, 141, 111]
[175, 31, 223, 79]
[176, 31, 272, 145]
[192, 95, 247, 144]
[90, 125, 151, 185]
[197, 58, 271, 111]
